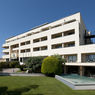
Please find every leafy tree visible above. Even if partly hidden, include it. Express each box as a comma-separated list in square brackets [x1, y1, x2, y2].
[9, 61, 19, 68]
[25, 56, 44, 73]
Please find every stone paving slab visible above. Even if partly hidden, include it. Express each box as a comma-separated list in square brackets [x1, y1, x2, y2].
[0, 73, 45, 76]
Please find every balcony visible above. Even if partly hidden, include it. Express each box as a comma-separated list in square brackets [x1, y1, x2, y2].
[2, 55, 10, 58]
[12, 47, 19, 51]
[33, 36, 47, 43]
[33, 40, 48, 47]
[2, 49, 9, 53]
[65, 63, 95, 66]
[82, 53, 95, 63]
[64, 54, 77, 63]
[64, 41, 75, 48]
[2, 43, 9, 48]
[65, 53, 95, 66]
[20, 52, 32, 57]
[51, 34, 75, 45]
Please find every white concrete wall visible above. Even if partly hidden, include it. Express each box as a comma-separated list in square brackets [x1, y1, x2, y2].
[2, 12, 95, 66]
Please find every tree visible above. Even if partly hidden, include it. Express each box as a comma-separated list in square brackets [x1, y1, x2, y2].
[25, 56, 44, 73]
[9, 61, 19, 68]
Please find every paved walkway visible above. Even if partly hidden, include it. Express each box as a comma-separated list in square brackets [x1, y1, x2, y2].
[0, 73, 45, 76]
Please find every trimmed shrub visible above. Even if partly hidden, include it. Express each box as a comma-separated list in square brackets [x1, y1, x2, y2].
[41, 56, 62, 76]
[52, 54, 65, 64]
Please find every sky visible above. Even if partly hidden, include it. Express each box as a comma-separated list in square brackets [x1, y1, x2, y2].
[0, 0, 95, 57]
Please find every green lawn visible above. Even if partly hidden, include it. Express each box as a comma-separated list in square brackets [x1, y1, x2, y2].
[0, 76, 95, 95]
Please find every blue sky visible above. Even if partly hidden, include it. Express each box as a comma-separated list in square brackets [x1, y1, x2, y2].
[0, 0, 95, 57]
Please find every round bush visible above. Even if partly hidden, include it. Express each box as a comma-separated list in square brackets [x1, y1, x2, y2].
[41, 56, 62, 76]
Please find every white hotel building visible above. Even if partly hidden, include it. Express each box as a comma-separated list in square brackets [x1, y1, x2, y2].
[2, 12, 95, 75]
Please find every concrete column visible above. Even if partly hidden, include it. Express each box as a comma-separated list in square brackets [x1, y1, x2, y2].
[49, 26, 51, 29]
[39, 38, 41, 42]
[75, 23, 80, 47]
[79, 66, 84, 76]
[62, 55, 64, 59]
[77, 53, 81, 63]
[62, 22, 64, 25]
[31, 39, 33, 57]
[18, 43, 20, 62]
[48, 31, 51, 56]
[9, 46, 11, 61]
[62, 43, 64, 48]
[64, 65, 67, 74]
[62, 32, 64, 37]
[39, 47, 41, 51]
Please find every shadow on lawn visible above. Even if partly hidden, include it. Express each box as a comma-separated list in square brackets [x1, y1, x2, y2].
[0, 85, 43, 95]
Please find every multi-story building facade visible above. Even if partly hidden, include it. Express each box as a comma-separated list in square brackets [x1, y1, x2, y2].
[2, 12, 95, 76]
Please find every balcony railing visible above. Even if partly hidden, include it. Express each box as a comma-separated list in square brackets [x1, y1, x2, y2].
[82, 60, 95, 63]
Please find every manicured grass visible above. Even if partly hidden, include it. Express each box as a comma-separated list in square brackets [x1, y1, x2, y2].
[0, 76, 95, 95]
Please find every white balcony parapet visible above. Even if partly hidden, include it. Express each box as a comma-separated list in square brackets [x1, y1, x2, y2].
[2, 43, 9, 48]
[2, 49, 9, 53]
[65, 62, 95, 66]
[2, 55, 10, 58]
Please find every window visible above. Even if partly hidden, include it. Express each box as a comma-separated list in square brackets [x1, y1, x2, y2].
[5, 52, 9, 55]
[41, 36, 47, 41]
[51, 24, 62, 29]
[5, 46, 9, 49]
[33, 47, 40, 51]
[52, 33, 62, 39]
[26, 41, 30, 45]
[64, 29, 75, 36]
[64, 42, 75, 47]
[21, 50, 25, 53]
[26, 33, 32, 36]
[26, 49, 30, 52]
[82, 54, 95, 62]
[21, 36, 26, 38]
[21, 42, 25, 46]
[52, 44, 62, 49]
[33, 36, 47, 43]
[64, 19, 76, 24]
[65, 55, 77, 62]
[41, 46, 47, 50]
[11, 44, 19, 48]
[33, 39, 40, 43]
[21, 48, 30, 53]
[41, 27, 49, 31]
[21, 41, 30, 46]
